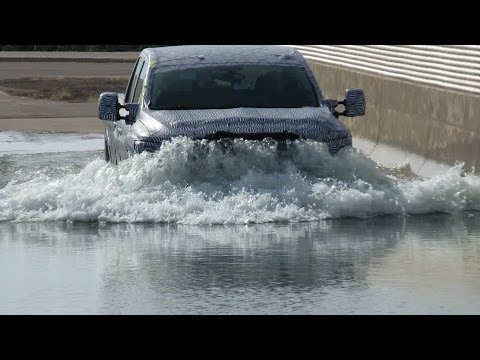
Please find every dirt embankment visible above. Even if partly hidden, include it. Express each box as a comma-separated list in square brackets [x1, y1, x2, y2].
[0, 77, 129, 103]
[0, 55, 134, 132]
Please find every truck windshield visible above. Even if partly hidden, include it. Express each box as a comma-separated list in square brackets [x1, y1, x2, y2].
[149, 65, 319, 110]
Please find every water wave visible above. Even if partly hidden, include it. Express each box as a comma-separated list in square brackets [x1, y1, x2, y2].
[1, 138, 479, 224]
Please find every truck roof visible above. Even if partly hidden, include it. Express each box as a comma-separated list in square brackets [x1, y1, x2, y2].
[141, 45, 307, 69]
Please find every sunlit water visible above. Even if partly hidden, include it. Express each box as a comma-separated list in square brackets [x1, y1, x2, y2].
[0, 132, 479, 314]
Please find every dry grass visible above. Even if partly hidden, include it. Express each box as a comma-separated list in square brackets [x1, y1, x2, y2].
[0, 76, 129, 102]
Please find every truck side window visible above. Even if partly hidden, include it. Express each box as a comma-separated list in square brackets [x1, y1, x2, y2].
[126, 58, 145, 103]
[132, 61, 147, 104]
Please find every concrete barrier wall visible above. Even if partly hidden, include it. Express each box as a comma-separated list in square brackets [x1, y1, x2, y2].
[293, 45, 480, 94]
[306, 60, 480, 174]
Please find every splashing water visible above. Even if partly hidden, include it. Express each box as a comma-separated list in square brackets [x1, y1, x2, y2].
[1, 137, 479, 224]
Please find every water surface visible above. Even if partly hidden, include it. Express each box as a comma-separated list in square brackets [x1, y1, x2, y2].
[0, 132, 479, 314]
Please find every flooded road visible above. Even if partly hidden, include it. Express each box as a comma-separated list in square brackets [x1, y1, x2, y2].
[1, 132, 479, 314]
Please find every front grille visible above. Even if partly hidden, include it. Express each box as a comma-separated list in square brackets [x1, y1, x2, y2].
[203, 131, 301, 142]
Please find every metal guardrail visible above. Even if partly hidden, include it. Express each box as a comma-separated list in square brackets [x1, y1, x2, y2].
[287, 45, 480, 94]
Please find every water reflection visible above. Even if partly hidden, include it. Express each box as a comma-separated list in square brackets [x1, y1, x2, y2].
[1, 213, 479, 314]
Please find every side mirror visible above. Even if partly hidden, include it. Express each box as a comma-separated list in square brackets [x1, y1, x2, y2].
[98, 92, 120, 121]
[326, 88, 366, 118]
[343, 88, 366, 117]
[98, 92, 139, 122]
[123, 103, 139, 122]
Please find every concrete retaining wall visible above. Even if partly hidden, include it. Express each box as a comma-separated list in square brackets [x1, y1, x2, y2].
[307, 60, 480, 174]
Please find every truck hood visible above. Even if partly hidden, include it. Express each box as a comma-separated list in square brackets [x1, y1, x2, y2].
[139, 106, 351, 142]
